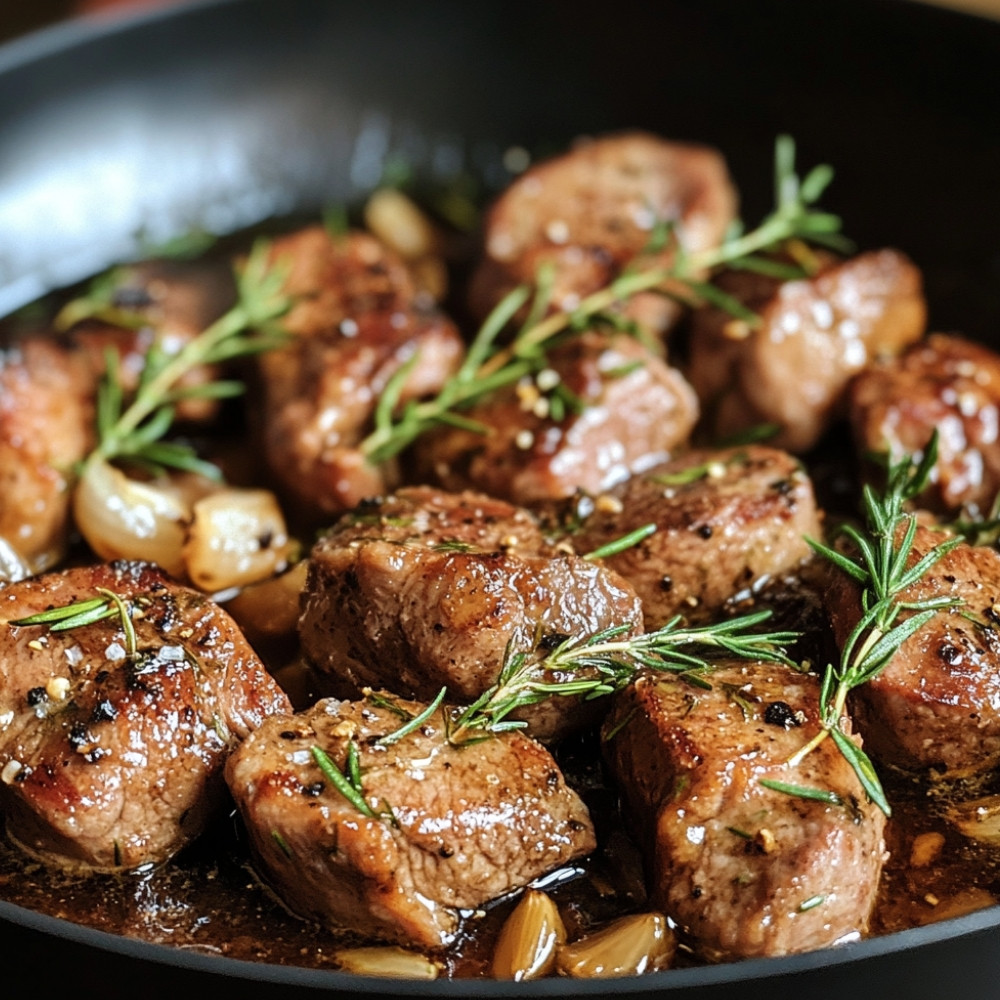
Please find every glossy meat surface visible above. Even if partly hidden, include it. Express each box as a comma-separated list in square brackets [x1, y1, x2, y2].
[225, 694, 596, 949]
[687, 249, 926, 451]
[0, 561, 291, 870]
[569, 445, 822, 628]
[414, 330, 699, 506]
[604, 661, 886, 961]
[299, 486, 644, 742]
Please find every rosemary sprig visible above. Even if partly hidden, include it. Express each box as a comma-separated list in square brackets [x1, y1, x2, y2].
[11, 588, 138, 656]
[84, 239, 290, 478]
[359, 135, 847, 466]
[447, 610, 798, 744]
[311, 743, 376, 819]
[787, 432, 963, 815]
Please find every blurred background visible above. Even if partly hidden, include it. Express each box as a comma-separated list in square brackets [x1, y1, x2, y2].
[1, 0, 999, 45]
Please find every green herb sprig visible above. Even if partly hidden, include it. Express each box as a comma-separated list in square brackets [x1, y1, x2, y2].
[787, 432, 962, 815]
[84, 239, 290, 479]
[11, 587, 138, 657]
[447, 610, 798, 745]
[360, 135, 847, 466]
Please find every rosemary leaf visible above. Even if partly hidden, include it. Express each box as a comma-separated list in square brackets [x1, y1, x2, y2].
[311, 744, 376, 819]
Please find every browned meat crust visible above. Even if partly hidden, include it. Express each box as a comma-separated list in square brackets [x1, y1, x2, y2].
[468, 132, 737, 336]
[225, 694, 596, 949]
[0, 560, 291, 870]
[0, 339, 93, 576]
[850, 333, 1000, 515]
[604, 661, 886, 961]
[298, 487, 643, 743]
[687, 249, 926, 451]
[826, 525, 1000, 779]
[257, 227, 464, 523]
[412, 330, 698, 506]
[568, 445, 822, 628]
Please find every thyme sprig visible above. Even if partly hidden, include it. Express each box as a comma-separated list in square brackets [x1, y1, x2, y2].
[447, 610, 798, 745]
[85, 239, 290, 478]
[360, 136, 847, 466]
[787, 432, 963, 815]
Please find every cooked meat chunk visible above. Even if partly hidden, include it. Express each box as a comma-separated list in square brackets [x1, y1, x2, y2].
[257, 227, 464, 523]
[0, 560, 291, 870]
[66, 257, 237, 424]
[568, 445, 822, 628]
[604, 661, 886, 961]
[826, 525, 1000, 778]
[850, 334, 1000, 515]
[225, 693, 596, 949]
[468, 132, 737, 336]
[299, 487, 644, 742]
[413, 330, 698, 506]
[687, 249, 926, 452]
[0, 338, 93, 578]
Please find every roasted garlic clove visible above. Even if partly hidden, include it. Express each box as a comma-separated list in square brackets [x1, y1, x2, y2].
[333, 946, 440, 979]
[492, 889, 567, 981]
[556, 912, 675, 978]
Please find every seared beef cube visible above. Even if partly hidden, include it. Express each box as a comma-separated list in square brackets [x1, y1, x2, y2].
[413, 330, 698, 506]
[0, 339, 92, 577]
[827, 525, 1000, 778]
[468, 131, 737, 336]
[687, 249, 925, 452]
[604, 661, 886, 961]
[299, 487, 643, 743]
[569, 445, 822, 628]
[0, 560, 291, 870]
[850, 334, 1000, 516]
[257, 227, 463, 523]
[225, 694, 596, 949]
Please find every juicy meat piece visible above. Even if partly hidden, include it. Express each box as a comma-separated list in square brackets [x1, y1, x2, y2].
[568, 445, 822, 628]
[468, 132, 737, 336]
[257, 227, 464, 523]
[0, 560, 291, 870]
[850, 334, 1000, 515]
[299, 487, 644, 743]
[687, 249, 926, 452]
[826, 525, 1000, 778]
[66, 257, 237, 424]
[225, 694, 596, 949]
[604, 661, 886, 961]
[412, 330, 699, 506]
[0, 338, 93, 577]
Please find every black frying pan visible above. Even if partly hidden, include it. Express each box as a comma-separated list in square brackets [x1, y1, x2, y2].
[2, 0, 1000, 997]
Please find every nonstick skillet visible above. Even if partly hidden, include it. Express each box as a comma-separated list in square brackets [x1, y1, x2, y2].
[1, 1, 1000, 997]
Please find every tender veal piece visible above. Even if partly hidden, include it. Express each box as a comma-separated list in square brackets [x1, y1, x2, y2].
[568, 445, 822, 629]
[825, 525, 1000, 779]
[0, 560, 292, 870]
[299, 486, 644, 743]
[414, 329, 699, 505]
[686, 249, 926, 452]
[0, 338, 93, 578]
[604, 661, 887, 961]
[256, 227, 464, 522]
[850, 333, 1000, 515]
[225, 694, 596, 949]
[468, 131, 737, 336]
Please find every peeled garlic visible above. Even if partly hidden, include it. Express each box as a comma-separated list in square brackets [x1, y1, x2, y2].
[183, 488, 291, 592]
[492, 889, 566, 981]
[946, 794, 1000, 844]
[332, 946, 440, 979]
[556, 912, 675, 979]
[363, 188, 439, 260]
[73, 458, 188, 578]
[223, 559, 308, 641]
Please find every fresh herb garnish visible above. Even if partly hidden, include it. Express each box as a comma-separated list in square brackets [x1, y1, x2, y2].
[310, 743, 377, 819]
[787, 431, 963, 815]
[582, 522, 657, 561]
[11, 587, 138, 657]
[360, 135, 847, 466]
[82, 239, 290, 479]
[446, 610, 798, 745]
